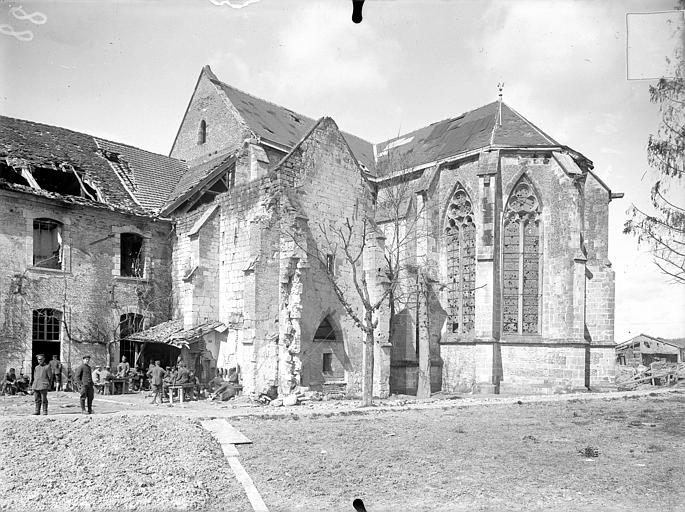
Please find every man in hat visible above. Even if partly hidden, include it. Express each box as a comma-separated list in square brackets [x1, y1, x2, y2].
[31, 354, 53, 415]
[74, 355, 94, 414]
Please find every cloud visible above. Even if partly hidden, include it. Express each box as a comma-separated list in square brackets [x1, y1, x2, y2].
[209, 2, 399, 104]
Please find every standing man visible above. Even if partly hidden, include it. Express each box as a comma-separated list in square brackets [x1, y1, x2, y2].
[147, 360, 166, 405]
[49, 355, 63, 391]
[31, 354, 53, 415]
[74, 355, 94, 414]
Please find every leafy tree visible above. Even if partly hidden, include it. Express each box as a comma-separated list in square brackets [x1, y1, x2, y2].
[624, 50, 684, 283]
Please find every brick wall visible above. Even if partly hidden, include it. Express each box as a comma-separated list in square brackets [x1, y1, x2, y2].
[0, 190, 173, 376]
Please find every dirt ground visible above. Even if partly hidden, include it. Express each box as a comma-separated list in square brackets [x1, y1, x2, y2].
[1, 390, 683, 512]
[234, 393, 685, 512]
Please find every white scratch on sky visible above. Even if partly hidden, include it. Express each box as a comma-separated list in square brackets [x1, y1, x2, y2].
[207, 0, 261, 8]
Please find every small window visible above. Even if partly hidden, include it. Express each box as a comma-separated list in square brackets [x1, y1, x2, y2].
[33, 218, 62, 269]
[322, 353, 333, 373]
[121, 233, 144, 277]
[198, 120, 207, 145]
[326, 254, 335, 273]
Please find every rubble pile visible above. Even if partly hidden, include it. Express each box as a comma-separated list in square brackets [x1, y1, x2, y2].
[0, 416, 249, 511]
[266, 387, 324, 407]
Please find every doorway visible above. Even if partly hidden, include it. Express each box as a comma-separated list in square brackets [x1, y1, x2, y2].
[31, 308, 61, 374]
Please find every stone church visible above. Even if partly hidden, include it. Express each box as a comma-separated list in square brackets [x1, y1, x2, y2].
[0, 65, 620, 395]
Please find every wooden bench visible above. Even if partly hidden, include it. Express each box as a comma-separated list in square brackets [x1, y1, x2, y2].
[166, 384, 197, 405]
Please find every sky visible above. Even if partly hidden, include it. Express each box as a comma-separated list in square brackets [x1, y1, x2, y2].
[1, 0, 684, 341]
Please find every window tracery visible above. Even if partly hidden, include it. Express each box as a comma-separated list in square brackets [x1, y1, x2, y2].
[502, 177, 541, 335]
[445, 185, 475, 335]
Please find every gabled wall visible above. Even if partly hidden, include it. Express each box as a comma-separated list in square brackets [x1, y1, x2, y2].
[170, 69, 251, 165]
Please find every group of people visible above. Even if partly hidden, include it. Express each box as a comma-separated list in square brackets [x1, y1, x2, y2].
[3, 352, 242, 415]
[147, 360, 201, 405]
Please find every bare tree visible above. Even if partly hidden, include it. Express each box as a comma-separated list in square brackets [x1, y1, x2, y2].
[624, 35, 684, 283]
[291, 215, 391, 406]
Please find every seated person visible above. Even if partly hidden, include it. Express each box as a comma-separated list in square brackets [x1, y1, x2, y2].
[15, 371, 29, 395]
[187, 371, 201, 399]
[173, 362, 190, 385]
[210, 367, 240, 401]
[3, 368, 17, 395]
[130, 367, 143, 391]
[163, 367, 176, 399]
[116, 356, 130, 378]
[208, 371, 225, 394]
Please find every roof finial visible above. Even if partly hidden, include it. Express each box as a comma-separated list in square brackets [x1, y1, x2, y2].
[497, 82, 504, 126]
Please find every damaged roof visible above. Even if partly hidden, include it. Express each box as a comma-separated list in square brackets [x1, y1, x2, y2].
[124, 319, 225, 348]
[211, 77, 376, 173]
[374, 102, 559, 176]
[165, 151, 234, 209]
[0, 115, 188, 215]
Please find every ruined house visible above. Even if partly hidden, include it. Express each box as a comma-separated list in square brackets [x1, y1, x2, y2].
[616, 334, 685, 367]
[0, 65, 621, 395]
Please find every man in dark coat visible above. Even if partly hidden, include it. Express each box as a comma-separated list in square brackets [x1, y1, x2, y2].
[31, 354, 53, 415]
[147, 360, 166, 405]
[74, 355, 94, 414]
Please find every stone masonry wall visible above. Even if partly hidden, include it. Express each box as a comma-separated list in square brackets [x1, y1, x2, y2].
[0, 190, 173, 377]
[583, 173, 615, 345]
[170, 70, 250, 165]
[276, 118, 377, 396]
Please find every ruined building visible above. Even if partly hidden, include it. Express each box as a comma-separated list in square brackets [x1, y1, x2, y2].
[0, 65, 621, 395]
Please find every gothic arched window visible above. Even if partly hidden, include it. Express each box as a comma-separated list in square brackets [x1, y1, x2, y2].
[502, 176, 541, 335]
[445, 185, 476, 335]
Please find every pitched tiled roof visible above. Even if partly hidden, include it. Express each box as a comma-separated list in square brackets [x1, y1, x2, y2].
[374, 102, 558, 176]
[94, 138, 188, 213]
[212, 79, 376, 173]
[0, 115, 188, 215]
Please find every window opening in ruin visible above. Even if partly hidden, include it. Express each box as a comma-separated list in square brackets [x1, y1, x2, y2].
[0, 161, 30, 186]
[198, 120, 207, 145]
[322, 353, 333, 373]
[120, 233, 144, 277]
[32, 308, 62, 372]
[326, 254, 335, 273]
[33, 218, 63, 269]
[314, 318, 336, 342]
[444, 185, 476, 335]
[502, 176, 541, 335]
[31, 166, 98, 199]
[119, 313, 144, 366]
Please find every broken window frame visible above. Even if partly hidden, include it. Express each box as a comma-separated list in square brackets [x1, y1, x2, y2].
[32, 218, 63, 270]
[120, 233, 145, 278]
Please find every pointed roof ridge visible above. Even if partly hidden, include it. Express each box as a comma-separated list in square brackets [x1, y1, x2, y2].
[271, 116, 368, 178]
[207, 70, 375, 172]
[499, 102, 558, 145]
